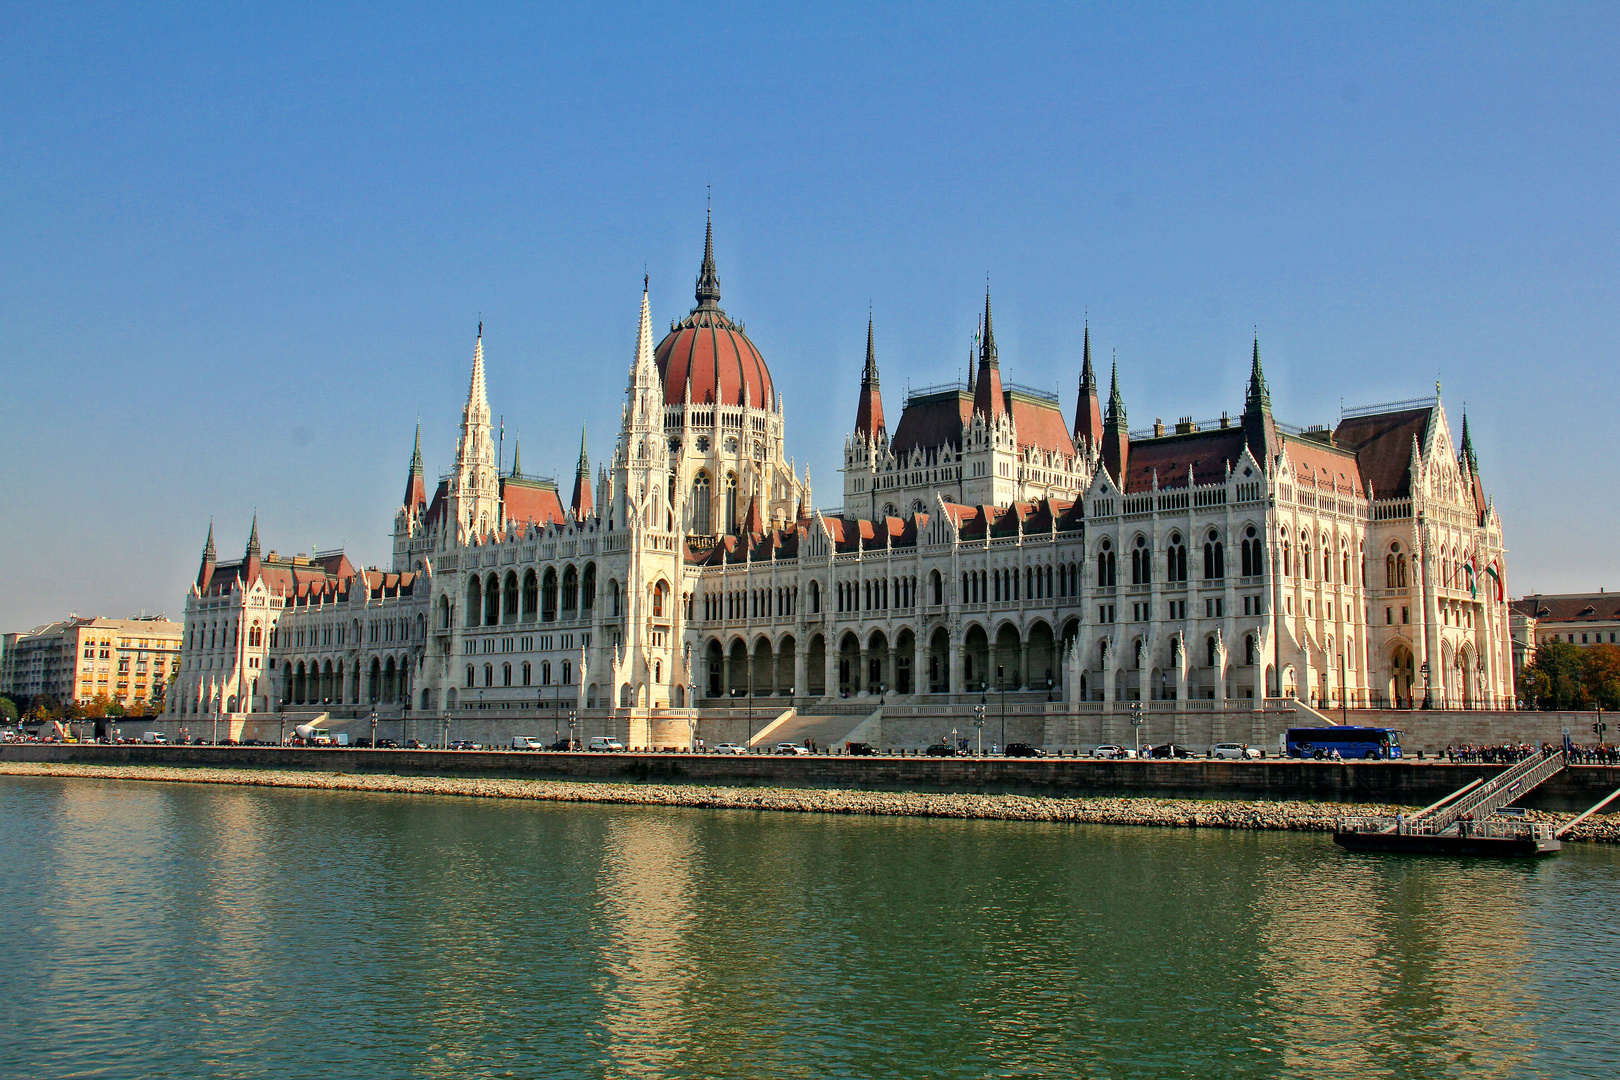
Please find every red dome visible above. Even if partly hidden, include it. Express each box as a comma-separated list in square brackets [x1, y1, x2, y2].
[655, 318, 773, 408]
[654, 215, 775, 408]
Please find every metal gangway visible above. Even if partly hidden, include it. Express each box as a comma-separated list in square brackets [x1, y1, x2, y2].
[1417, 750, 1566, 834]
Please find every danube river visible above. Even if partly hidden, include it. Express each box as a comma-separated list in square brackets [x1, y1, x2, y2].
[3, 776, 1617, 1079]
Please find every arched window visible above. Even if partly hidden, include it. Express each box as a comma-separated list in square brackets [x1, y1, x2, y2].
[1204, 530, 1224, 580]
[466, 576, 482, 626]
[439, 594, 451, 629]
[1206, 636, 1217, 667]
[1322, 543, 1332, 583]
[1282, 537, 1291, 577]
[1167, 533, 1186, 583]
[522, 661, 531, 686]
[1242, 525, 1260, 578]
[1132, 536, 1151, 585]
[1386, 552, 1397, 589]
[485, 573, 500, 626]
[724, 472, 738, 534]
[484, 663, 493, 687]
[542, 568, 558, 621]
[582, 564, 597, 610]
[562, 660, 572, 685]
[1098, 538, 1116, 587]
[562, 565, 578, 613]
[542, 661, 552, 686]
[248, 622, 262, 647]
[691, 471, 711, 535]
[1245, 635, 1257, 666]
[1300, 532, 1312, 580]
[653, 581, 668, 618]
[608, 579, 621, 617]
[503, 662, 512, 687]
[522, 570, 538, 621]
[465, 665, 475, 689]
[504, 572, 519, 623]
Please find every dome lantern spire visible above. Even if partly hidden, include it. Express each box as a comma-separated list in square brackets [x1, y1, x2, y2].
[695, 208, 721, 310]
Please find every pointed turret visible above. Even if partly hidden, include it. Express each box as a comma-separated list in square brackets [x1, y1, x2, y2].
[854, 313, 885, 439]
[1073, 322, 1104, 453]
[1242, 333, 1280, 470]
[695, 210, 721, 310]
[196, 522, 217, 589]
[402, 422, 427, 510]
[1460, 410, 1479, 474]
[1102, 357, 1130, 486]
[450, 322, 500, 538]
[509, 437, 523, 479]
[971, 288, 1005, 421]
[243, 514, 262, 582]
[571, 425, 593, 520]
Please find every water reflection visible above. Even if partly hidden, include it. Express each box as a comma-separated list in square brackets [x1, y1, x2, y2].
[1, 776, 1617, 1080]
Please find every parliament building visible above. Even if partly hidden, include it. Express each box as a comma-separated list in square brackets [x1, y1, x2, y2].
[170, 217, 1515, 746]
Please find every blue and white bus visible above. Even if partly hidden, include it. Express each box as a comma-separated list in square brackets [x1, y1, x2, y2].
[1285, 726, 1403, 760]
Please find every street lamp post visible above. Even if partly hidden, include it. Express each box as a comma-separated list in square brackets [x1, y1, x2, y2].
[568, 708, 577, 751]
[973, 699, 986, 757]
[1130, 701, 1145, 757]
[370, 709, 377, 749]
[1420, 661, 1432, 710]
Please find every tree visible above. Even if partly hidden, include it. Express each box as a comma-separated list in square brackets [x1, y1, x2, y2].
[26, 694, 62, 723]
[0, 696, 17, 724]
[1521, 639, 1597, 710]
[83, 693, 111, 719]
[1582, 643, 1620, 711]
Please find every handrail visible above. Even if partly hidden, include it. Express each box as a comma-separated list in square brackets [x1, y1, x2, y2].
[1424, 751, 1564, 832]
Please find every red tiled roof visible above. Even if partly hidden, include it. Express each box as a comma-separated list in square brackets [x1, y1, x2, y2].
[1511, 593, 1620, 623]
[501, 478, 568, 528]
[1333, 407, 1431, 499]
[1120, 428, 1248, 493]
[1282, 435, 1363, 496]
[1007, 395, 1076, 457]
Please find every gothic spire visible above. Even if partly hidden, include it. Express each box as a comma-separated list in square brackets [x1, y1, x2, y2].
[1101, 356, 1130, 488]
[855, 313, 885, 439]
[1460, 409, 1478, 473]
[576, 424, 590, 477]
[1245, 333, 1271, 415]
[971, 286, 1005, 421]
[203, 520, 216, 561]
[410, 421, 423, 474]
[469, 321, 488, 415]
[197, 521, 217, 589]
[1074, 321, 1104, 452]
[695, 209, 721, 309]
[245, 513, 260, 560]
[510, 437, 522, 479]
[1105, 357, 1126, 428]
[403, 421, 428, 510]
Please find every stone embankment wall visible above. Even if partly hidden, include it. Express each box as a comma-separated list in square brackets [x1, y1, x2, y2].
[5, 744, 1618, 814]
[4, 762, 1617, 842]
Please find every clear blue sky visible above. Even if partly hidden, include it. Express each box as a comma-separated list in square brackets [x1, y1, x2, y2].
[2, 3, 1617, 632]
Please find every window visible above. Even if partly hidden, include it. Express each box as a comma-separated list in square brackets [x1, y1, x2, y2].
[466, 665, 475, 688]
[1098, 539, 1116, 587]
[503, 662, 512, 687]
[1204, 531, 1224, 580]
[724, 472, 738, 534]
[522, 661, 531, 685]
[1167, 534, 1187, 583]
[1132, 537, 1151, 584]
[484, 663, 493, 687]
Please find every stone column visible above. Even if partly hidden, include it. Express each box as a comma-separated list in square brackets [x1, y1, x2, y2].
[1018, 640, 1030, 690]
[913, 633, 927, 697]
[857, 643, 868, 696]
[824, 638, 837, 700]
[986, 641, 998, 693]
[949, 635, 962, 696]
[793, 642, 807, 701]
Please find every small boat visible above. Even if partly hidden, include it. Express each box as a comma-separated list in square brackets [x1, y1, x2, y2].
[1333, 817, 1560, 857]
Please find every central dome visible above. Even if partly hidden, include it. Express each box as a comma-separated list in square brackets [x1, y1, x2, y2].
[654, 218, 775, 408]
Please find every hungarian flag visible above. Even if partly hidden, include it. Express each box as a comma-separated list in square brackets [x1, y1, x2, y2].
[1464, 554, 1478, 598]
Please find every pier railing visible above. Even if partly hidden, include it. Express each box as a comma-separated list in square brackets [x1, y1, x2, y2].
[1424, 750, 1565, 832]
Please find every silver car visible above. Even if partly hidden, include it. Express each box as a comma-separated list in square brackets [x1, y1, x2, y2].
[1091, 744, 1136, 759]
[712, 743, 748, 755]
[1210, 743, 1261, 760]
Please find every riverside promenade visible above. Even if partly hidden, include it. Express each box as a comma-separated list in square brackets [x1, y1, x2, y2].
[6, 743, 1620, 818]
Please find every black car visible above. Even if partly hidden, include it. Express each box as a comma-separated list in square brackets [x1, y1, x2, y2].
[1146, 743, 1194, 759]
[1004, 742, 1046, 758]
[548, 738, 575, 751]
[925, 744, 958, 757]
[845, 742, 878, 756]
[375, 738, 399, 749]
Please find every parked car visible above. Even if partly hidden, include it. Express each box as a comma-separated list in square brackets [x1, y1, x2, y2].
[587, 737, 625, 752]
[405, 738, 430, 749]
[845, 742, 878, 756]
[774, 742, 810, 755]
[712, 742, 748, 755]
[1004, 742, 1046, 758]
[1210, 742, 1260, 760]
[511, 736, 545, 750]
[375, 738, 399, 749]
[353, 738, 372, 748]
[1091, 744, 1136, 759]
[548, 738, 575, 751]
[925, 743, 959, 757]
[1146, 743, 1194, 759]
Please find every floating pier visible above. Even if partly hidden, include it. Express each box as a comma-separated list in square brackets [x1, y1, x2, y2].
[1335, 750, 1567, 857]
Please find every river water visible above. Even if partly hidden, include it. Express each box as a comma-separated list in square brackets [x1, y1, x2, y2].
[2, 776, 1616, 1080]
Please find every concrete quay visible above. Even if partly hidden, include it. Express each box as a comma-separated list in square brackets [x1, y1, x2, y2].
[5, 743, 1619, 815]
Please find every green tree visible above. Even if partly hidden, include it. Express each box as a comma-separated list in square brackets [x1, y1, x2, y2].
[1521, 639, 1588, 709]
[1582, 643, 1620, 711]
[0, 696, 17, 724]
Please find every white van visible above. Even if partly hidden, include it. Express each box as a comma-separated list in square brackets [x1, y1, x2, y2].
[512, 736, 544, 750]
[587, 737, 625, 752]
[141, 731, 167, 745]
